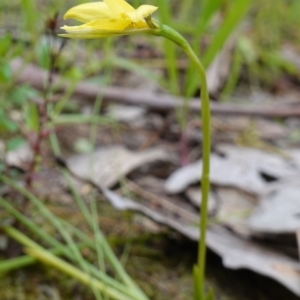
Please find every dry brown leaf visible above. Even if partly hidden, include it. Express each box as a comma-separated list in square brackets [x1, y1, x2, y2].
[185, 187, 218, 213]
[165, 145, 299, 195]
[215, 188, 256, 236]
[101, 186, 199, 240]
[186, 187, 256, 236]
[247, 179, 300, 234]
[207, 225, 300, 296]
[100, 186, 300, 296]
[66, 146, 174, 188]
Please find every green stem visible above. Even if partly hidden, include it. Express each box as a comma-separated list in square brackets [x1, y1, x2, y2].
[150, 24, 211, 299]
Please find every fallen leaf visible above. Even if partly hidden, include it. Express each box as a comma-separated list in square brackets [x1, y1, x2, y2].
[101, 186, 199, 240]
[66, 146, 174, 188]
[207, 225, 300, 296]
[186, 187, 256, 236]
[215, 188, 256, 236]
[247, 179, 300, 234]
[289, 150, 300, 169]
[165, 145, 299, 195]
[185, 187, 218, 213]
[99, 185, 300, 296]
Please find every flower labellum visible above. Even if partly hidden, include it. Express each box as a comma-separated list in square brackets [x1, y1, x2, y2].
[60, 0, 158, 38]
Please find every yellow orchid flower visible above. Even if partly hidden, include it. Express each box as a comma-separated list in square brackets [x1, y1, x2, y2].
[60, 2, 213, 298]
[60, 0, 158, 38]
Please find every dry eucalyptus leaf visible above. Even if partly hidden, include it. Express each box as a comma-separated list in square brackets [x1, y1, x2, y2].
[101, 186, 199, 240]
[186, 187, 255, 236]
[66, 146, 173, 188]
[185, 187, 218, 213]
[216, 145, 298, 179]
[247, 179, 300, 234]
[165, 145, 299, 195]
[165, 154, 265, 195]
[215, 188, 256, 236]
[207, 225, 300, 296]
[100, 185, 300, 296]
[289, 150, 300, 169]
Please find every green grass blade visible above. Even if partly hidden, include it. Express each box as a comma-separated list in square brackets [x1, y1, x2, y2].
[202, 0, 251, 67]
[52, 114, 115, 125]
[0, 194, 139, 298]
[156, 0, 180, 95]
[62, 171, 148, 300]
[0, 239, 88, 275]
[195, 0, 222, 41]
[185, 0, 252, 97]
[184, 0, 222, 98]
[21, 0, 37, 32]
[26, 246, 132, 300]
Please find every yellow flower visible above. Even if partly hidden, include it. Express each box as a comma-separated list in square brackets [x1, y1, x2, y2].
[60, 0, 158, 38]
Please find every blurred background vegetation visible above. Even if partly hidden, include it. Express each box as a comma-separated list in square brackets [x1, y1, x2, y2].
[1, 0, 300, 154]
[1, 0, 300, 299]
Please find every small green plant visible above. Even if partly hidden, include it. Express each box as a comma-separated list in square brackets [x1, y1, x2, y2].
[59, 0, 211, 299]
[0, 175, 149, 300]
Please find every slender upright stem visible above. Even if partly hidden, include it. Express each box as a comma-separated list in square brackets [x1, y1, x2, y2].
[150, 24, 211, 299]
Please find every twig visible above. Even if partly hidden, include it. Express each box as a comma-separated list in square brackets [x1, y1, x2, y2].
[125, 179, 199, 223]
[11, 58, 300, 117]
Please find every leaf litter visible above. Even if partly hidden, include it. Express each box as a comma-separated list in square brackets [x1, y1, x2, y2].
[4, 61, 300, 295]
[165, 144, 299, 195]
[62, 137, 300, 295]
[66, 146, 175, 188]
[6, 55, 300, 298]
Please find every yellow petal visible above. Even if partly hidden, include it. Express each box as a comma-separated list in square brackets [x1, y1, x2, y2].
[104, 0, 134, 14]
[64, 2, 113, 23]
[59, 29, 144, 39]
[60, 24, 149, 39]
[135, 5, 158, 18]
[125, 4, 158, 23]
[59, 33, 113, 39]
[62, 18, 131, 31]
